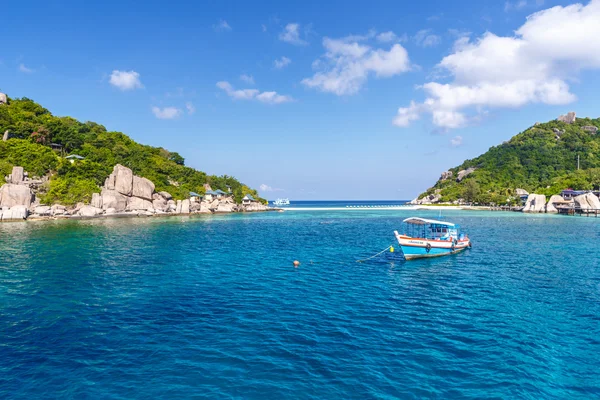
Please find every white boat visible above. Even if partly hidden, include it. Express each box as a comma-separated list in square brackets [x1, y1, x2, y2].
[394, 217, 471, 260]
[272, 198, 290, 206]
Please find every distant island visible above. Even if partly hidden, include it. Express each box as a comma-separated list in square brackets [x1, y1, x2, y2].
[411, 112, 600, 212]
[0, 93, 268, 221]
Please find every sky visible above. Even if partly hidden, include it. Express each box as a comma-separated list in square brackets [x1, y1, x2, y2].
[2, 0, 600, 200]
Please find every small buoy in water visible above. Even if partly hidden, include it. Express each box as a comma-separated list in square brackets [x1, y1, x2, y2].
[293, 260, 300, 267]
[390, 246, 394, 253]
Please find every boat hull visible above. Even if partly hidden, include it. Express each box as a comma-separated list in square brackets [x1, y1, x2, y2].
[394, 231, 470, 260]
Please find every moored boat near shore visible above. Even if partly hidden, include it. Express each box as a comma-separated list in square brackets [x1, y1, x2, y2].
[394, 217, 471, 260]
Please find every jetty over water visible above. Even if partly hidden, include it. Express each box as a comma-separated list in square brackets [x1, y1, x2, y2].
[557, 206, 600, 217]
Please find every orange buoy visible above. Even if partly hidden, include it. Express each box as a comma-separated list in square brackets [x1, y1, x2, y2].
[293, 260, 300, 267]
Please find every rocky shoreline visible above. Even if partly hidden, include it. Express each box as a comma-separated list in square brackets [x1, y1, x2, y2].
[0, 164, 272, 222]
[410, 189, 600, 214]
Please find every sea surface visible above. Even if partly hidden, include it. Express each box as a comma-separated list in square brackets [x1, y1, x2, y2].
[1, 202, 599, 399]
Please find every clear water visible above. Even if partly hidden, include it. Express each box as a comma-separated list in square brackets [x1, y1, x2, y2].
[1, 206, 599, 399]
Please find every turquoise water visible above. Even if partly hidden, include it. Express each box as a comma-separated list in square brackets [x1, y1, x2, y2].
[1, 208, 599, 399]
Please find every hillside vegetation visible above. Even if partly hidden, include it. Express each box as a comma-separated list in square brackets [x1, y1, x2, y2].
[417, 116, 600, 204]
[0, 96, 262, 205]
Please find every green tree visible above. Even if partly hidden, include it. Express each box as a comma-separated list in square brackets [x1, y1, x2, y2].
[463, 180, 480, 204]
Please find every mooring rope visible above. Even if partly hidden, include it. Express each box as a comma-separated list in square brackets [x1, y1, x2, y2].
[356, 245, 396, 263]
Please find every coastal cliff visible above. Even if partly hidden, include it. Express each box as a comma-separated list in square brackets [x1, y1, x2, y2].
[0, 93, 267, 221]
[412, 112, 600, 206]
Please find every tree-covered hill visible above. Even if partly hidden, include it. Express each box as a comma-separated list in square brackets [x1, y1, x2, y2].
[0, 96, 262, 205]
[416, 116, 600, 204]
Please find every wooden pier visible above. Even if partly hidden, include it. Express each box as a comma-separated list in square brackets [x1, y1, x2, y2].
[557, 206, 600, 217]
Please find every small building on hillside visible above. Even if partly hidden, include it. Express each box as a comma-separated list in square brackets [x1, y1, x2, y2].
[65, 154, 85, 163]
[189, 191, 202, 202]
[242, 194, 255, 206]
[204, 190, 217, 202]
[561, 189, 587, 200]
[205, 189, 231, 202]
[216, 189, 228, 198]
[561, 189, 600, 200]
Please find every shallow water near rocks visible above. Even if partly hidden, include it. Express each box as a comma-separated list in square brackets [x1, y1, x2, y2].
[1, 209, 599, 399]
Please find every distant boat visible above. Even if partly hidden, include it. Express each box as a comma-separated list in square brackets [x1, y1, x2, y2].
[394, 217, 471, 260]
[272, 198, 290, 206]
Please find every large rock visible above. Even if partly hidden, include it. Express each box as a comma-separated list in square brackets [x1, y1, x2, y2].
[152, 197, 168, 212]
[104, 174, 115, 190]
[523, 194, 547, 213]
[209, 199, 220, 210]
[0, 205, 28, 221]
[101, 189, 128, 212]
[111, 164, 133, 196]
[245, 202, 268, 212]
[10, 166, 24, 184]
[557, 112, 576, 124]
[51, 204, 66, 215]
[126, 196, 153, 211]
[0, 184, 33, 208]
[176, 200, 182, 214]
[132, 176, 155, 200]
[216, 203, 235, 213]
[440, 171, 453, 181]
[2, 130, 9, 141]
[91, 193, 103, 209]
[78, 205, 101, 217]
[34, 205, 52, 216]
[181, 199, 190, 214]
[191, 202, 211, 213]
[546, 195, 565, 213]
[574, 192, 600, 211]
[167, 199, 176, 212]
[0, 93, 7, 105]
[583, 126, 598, 134]
[158, 191, 172, 201]
[456, 167, 475, 182]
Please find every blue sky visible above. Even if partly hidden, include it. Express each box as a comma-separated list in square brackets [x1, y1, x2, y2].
[3, 0, 600, 199]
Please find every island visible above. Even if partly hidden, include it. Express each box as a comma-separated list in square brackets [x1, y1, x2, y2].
[410, 112, 600, 213]
[0, 93, 269, 221]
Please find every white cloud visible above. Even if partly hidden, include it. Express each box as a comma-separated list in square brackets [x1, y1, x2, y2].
[260, 184, 284, 192]
[393, 101, 422, 127]
[414, 29, 442, 47]
[279, 23, 308, 45]
[450, 135, 463, 147]
[18, 63, 34, 73]
[216, 81, 293, 104]
[395, 0, 600, 129]
[152, 106, 182, 119]
[185, 102, 196, 115]
[302, 34, 411, 95]
[505, 0, 544, 12]
[214, 19, 232, 32]
[376, 31, 405, 43]
[261, 24, 267, 32]
[505, 0, 528, 11]
[109, 70, 143, 91]
[240, 74, 255, 84]
[274, 56, 291, 69]
[255, 91, 293, 104]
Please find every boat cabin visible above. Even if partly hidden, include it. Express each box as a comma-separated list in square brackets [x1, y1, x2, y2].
[402, 217, 464, 241]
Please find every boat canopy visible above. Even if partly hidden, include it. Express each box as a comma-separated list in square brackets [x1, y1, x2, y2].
[402, 217, 456, 227]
